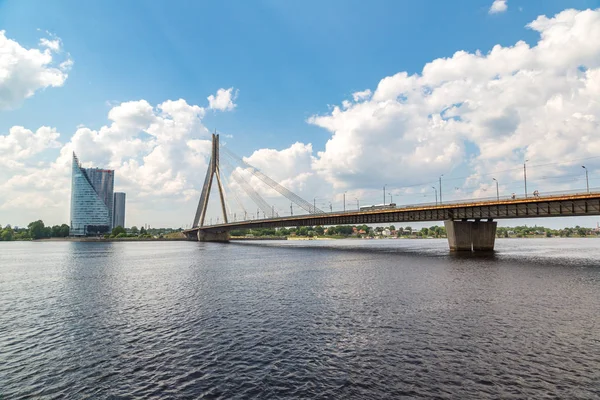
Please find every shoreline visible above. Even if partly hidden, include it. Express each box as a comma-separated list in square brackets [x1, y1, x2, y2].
[3, 236, 597, 243]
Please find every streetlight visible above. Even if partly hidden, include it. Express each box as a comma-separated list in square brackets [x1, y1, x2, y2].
[582, 166, 589, 193]
[524, 159, 529, 198]
[383, 184, 387, 205]
[343, 191, 347, 212]
[432, 186, 438, 205]
[439, 175, 443, 204]
[313, 197, 317, 213]
[329, 202, 333, 212]
[355, 197, 360, 210]
[492, 178, 499, 201]
[389, 193, 393, 204]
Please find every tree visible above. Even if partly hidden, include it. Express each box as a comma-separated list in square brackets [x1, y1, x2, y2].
[59, 224, 70, 237]
[130, 226, 139, 235]
[51, 225, 62, 237]
[1, 227, 13, 241]
[140, 226, 147, 235]
[389, 225, 396, 231]
[112, 226, 126, 236]
[28, 220, 46, 240]
[314, 226, 324, 235]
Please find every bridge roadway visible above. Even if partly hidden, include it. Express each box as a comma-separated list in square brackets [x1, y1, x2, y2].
[183, 191, 600, 251]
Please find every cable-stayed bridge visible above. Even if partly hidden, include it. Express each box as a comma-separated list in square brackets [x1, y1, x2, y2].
[183, 134, 600, 251]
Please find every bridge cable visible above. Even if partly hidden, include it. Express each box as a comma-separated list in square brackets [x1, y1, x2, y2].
[220, 146, 324, 214]
[218, 165, 248, 220]
[220, 157, 276, 218]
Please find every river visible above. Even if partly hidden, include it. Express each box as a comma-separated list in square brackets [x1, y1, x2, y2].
[1, 239, 599, 399]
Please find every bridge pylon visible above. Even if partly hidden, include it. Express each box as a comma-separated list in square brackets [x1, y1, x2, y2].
[192, 133, 229, 231]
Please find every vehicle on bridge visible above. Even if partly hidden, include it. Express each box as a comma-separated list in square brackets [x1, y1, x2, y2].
[359, 203, 397, 211]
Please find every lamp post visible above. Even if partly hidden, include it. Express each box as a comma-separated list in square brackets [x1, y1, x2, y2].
[383, 184, 387, 205]
[389, 193, 393, 204]
[582, 166, 589, 193]
[329, 202, 333, 212]
[313, 197, 316, 213]
[524, 159, 529, 198]
[439, 175, 443, 204]
[492, 178, 499, 201]
[343, 191, 347, 212]
[432, 186, 438, 205]
[355, 197, 360, 210]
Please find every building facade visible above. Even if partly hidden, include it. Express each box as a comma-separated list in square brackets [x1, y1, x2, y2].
[70, 153, 115, 236]
[113, 192, 126, 229]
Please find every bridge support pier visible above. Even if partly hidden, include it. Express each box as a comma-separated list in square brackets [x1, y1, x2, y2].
[198, 230, 230, 242]
[444, 220, 496, 252]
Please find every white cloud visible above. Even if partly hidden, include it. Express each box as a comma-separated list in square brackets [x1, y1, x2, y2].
[39, 38, 61, 52]
[0, 126, 61, 168]
[303, 8, 600, 203]
[0, 30, 72, 110]
[0, 90, 237, 227]
[352, 89, 372, 102]
[207, 87, 238, 111]
[489, 0, 508, 14]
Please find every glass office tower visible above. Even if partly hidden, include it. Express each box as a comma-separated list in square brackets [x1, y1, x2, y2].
[70, 153, 115, 236]
[113, 192, 126, 228]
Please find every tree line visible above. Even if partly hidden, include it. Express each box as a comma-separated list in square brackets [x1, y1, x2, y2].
[230, 225, 447, 238]
[2, 220, 598, 241]
[0, 220, 69, 241]
[0, 221, 186, 241]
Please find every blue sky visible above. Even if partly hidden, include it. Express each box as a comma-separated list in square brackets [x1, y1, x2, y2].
[2, 0, 600, 228]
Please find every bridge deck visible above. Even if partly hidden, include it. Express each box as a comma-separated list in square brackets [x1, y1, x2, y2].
[184, 192, 600, 233]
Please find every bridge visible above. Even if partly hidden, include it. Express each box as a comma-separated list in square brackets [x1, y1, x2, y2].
[183, 134, 600, 251]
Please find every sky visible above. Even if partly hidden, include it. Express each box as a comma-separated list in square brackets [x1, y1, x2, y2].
[2, 0, 600, 229]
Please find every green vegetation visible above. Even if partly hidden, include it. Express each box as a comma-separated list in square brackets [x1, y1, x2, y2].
[0, 221, 185, 241]
[496, 225, 598, 238]
[230, 223, 600, 240]
[2, 220, 599, 242]
[0, 220, 70, 241]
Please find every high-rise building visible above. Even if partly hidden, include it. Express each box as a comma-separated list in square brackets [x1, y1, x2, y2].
[113, 192, 126, 229]
[70, 153, 115, 236]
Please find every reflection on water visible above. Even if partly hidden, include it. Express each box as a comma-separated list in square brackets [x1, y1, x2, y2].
[1, 239, 599, 398]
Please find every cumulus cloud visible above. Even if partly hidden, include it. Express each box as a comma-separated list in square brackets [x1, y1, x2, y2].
[189, 8, 600, 216]
[207, 87, 238, 111]
[0, 30, 72, 110]
[0, 126, 61, 163]
[352, 89, 372, 102]
[489, 0, 508, 14]
[301, 8, 600, 202]
[0, 89, 237, 226]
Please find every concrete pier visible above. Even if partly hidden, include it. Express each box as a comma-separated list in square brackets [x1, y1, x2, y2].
[444, 220, 497, 252]
[197, 229, 230, 242]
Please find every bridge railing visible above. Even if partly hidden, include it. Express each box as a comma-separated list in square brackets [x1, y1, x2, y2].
[200, 186, 600, 226]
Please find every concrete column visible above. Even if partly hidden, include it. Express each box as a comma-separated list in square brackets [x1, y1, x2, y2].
[471, 221, 497, 252]
[445, 220, 497, 252]
[444, 220, 472, 251]
[184, 231, 198, 241]
[198, 229, 230, 242]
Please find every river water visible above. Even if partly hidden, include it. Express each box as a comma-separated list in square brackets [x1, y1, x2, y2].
[1, 239, 599, 399]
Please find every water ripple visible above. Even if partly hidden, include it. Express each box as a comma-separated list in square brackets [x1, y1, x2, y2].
[1, 240, 599, 399]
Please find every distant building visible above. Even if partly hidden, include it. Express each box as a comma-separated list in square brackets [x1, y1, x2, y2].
[70, 153, 115, 236]
[113, 192, 126, 228]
